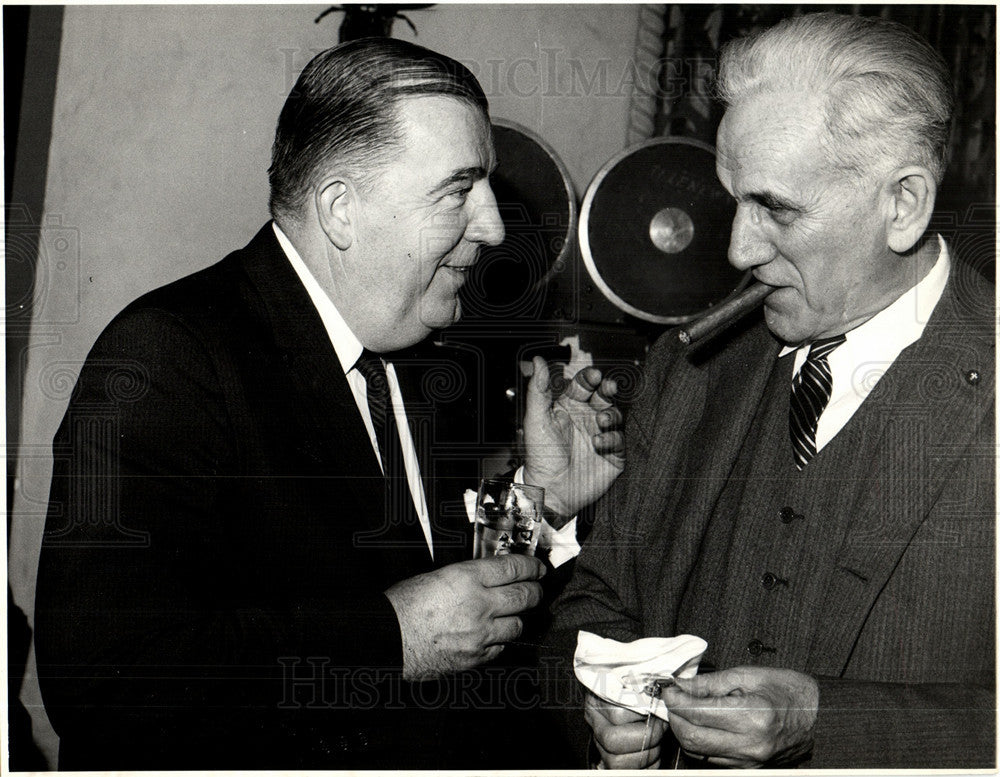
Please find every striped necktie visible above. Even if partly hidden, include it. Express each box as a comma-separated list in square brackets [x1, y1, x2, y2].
[789, 334, 846, 470]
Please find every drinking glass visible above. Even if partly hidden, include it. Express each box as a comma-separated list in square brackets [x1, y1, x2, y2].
[473, 478, 546, 558]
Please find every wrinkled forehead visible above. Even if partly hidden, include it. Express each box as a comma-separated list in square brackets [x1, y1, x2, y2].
[716, 91, 830, 180]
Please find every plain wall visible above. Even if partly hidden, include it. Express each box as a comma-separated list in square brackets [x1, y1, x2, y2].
[8, 4, 641, 764]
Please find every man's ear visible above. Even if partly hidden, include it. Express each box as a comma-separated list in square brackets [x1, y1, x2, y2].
[315, 176, 354, 250]
[884, 166, 936, 254]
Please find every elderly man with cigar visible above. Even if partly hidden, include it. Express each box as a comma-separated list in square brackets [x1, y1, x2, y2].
[548, 12, 994, 770]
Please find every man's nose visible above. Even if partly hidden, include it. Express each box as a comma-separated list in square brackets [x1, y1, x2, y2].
[465, 183, 505, 247]
[728, 203, 774, 271]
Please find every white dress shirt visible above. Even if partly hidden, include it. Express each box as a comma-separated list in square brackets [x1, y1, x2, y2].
[272, 223, 434, 558]
[782, 235, 951, 453]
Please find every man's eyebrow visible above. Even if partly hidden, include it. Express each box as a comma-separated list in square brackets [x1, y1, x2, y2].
[429, 166, 489, 196]
[747, 190, 802, 212]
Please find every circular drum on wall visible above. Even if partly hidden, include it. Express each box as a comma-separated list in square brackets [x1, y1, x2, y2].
[459, 119, 576, 322]
[579, 136, 745, 325]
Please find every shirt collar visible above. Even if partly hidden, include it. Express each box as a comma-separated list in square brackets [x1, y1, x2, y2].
[780, 234, 951, 360]
[272, 221, 363, 375]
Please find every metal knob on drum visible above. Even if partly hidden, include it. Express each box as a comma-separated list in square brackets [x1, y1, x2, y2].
[578, 137, 747, 325]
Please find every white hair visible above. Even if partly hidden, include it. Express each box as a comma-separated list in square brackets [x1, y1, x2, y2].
[717, 12, 954, 184]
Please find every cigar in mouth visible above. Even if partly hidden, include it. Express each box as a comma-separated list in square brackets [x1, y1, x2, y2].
[677, 282, 772, 346]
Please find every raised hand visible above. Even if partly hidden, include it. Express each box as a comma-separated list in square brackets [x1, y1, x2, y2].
[384, 555, 546, 681]
[663, 666, 819, 767]
[522, 356, 625, 519]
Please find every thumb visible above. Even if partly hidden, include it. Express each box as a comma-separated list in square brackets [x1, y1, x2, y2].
[674, 669, 746, 698]
[525, 356, 552, 415]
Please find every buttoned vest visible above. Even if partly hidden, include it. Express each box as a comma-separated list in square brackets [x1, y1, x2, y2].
[675, 351, 885, 671]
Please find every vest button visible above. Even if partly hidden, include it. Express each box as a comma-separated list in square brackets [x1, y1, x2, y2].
[747, 639, 776, 656]
[761, 572, 788, 590]
[779, 506, 796, 523]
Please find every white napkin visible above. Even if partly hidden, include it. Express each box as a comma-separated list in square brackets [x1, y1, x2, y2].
[573, 631, 707, 721]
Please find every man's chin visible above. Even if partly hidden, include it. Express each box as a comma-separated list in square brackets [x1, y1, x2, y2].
[763, 306, 809, 346]
[419, 299, 462, 332]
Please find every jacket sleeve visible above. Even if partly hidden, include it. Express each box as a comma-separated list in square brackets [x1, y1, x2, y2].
[540, 333, 689, 765]
[33, 305, 403, 763]
[544, 336, 688, 644]
[810, 676, 995, 768]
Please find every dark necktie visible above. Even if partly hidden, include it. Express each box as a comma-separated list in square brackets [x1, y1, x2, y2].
[789, 334, 846, 470]
[354, 349, 424, 546]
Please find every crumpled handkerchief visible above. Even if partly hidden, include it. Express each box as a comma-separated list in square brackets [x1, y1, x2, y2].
[574, 630, 707, 721]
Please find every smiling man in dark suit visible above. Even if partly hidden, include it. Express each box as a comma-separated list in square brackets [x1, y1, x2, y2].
[33, 38, 623, 770]
[549, 12, 994, 770]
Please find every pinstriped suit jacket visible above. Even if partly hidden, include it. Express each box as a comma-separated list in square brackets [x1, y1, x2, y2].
[549, 256, 995, 768]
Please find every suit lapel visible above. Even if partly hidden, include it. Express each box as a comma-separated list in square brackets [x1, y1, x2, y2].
[687, 323, 782, 482]
[807, 261, 995, 671]
[637, 321, 780, 627]
[235, 225, 420, 558]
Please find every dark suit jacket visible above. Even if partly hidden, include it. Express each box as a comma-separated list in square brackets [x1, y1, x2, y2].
[34, 225, 534, 769]
[547, 256, 995, 768]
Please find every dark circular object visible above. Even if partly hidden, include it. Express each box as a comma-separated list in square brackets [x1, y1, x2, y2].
[460, 119, 576, 321]
[579, 137, 745, 324]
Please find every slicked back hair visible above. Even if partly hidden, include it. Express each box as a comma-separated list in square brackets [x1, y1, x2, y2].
[717, 12, 954, 184]
[268, 38, 489, 222]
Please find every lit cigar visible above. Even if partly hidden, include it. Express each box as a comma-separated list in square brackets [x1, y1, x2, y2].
[677, 282, 772, 345]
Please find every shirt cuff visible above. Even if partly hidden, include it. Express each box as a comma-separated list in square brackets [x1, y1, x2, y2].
[541, 515, 581, 567]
